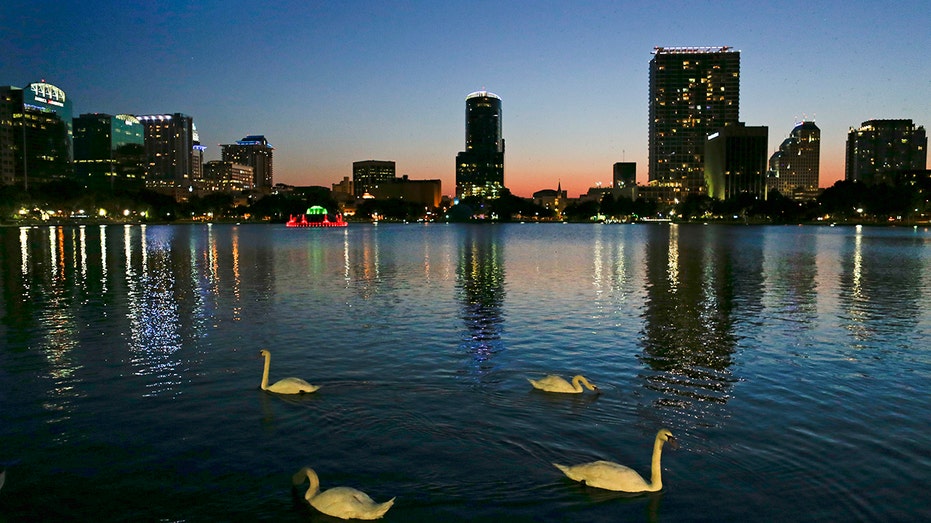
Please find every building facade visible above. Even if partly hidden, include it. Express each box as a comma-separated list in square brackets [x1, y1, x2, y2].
[649, 47, 740, 196]
[704, 123, 768, 200]
[73, 113, 146, 191]
[0, 86, 22, 186]
[369, 175, 442, 208]
[352, 160, 396, 197]
[137, 113, 195, 198]
[220, 135, 273, 192]
[0, 82, 73, 188]
[845, 119, 927, 185]
[613, 162, 636, 188]
[767, 121, 820, 200]
[203, 160, 254, 192]
[456, 90, 505, 199]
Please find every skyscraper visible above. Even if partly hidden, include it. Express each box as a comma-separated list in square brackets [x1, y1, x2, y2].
[456, 90, 504, 199]
[0, 82, 73, 189]
[768, 121, 820, 200]
[845, 119, 927, 185]
[220, 135, 274, 192]
[137, 113, 195, 199]
[73, 113, 146, 191]
[649, 47, 740, 195]
[352, 160, 396, 197]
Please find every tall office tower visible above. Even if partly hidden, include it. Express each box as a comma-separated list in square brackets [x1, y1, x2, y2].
[456, 90, 505, 199]
[767, 121, 820, 200]
[845, 119, 927, 184]
[0, 82, 73, 188]
[137, 113, 195, 198]
[613, 162, 636, 188]
[220, 135, 274, 192]
[649, 47, 740, 195]
[73, 113, 146, 191]
[352, 160, 396, 197]
[191, 124, 206, 189]
[704, 123, 768, 200]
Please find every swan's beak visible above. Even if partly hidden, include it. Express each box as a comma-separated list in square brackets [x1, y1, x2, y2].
[666, 435, 679, 450]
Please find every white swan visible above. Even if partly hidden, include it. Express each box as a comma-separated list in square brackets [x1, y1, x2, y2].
[554, 428, 677, 492]
[528, 374, 599, 394]
[292, 466, 395, 520]
[259, 349, 319, 394]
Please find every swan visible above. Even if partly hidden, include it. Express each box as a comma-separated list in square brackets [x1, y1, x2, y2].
[259, 349, 319, 394]
[554, 428, 677, 492]
[528, 374, 599, 394]
[292, 466, 395, 520]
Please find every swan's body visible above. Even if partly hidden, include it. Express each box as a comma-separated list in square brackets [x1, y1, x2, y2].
[292, 466, 394, 520]
[259, 349, 319, 394]
[529, 374, 599, 394]
[554, 429, 677, 492]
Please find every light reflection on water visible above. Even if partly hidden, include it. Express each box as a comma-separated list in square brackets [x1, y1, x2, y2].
[0, 223, 929, 521]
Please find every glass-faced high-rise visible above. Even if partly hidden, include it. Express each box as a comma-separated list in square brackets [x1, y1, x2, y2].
[649, 47, 740, 194]
[768, 121, 820, 200]
[456, 91, 504, 199]
[73, 113, 145, 191]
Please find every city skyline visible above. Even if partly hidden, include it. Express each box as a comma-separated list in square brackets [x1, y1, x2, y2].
[2, 1, 929, 198]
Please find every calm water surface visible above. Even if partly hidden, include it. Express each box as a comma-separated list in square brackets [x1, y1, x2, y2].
[0, 223, 929, 522]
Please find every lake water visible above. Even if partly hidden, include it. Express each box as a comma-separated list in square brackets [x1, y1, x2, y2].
[0, 222, 929, 522]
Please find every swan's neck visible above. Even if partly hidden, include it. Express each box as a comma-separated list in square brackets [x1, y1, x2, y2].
[571, 376, 584, 392]
[261, 353, 271, 390]
[650, 437, 665, 490]
[303, 469, 320, 501]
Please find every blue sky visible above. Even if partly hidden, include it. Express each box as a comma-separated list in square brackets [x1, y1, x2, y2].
[2, 0, 929, 197]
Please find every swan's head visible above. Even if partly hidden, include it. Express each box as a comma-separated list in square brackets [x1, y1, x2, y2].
[658, 428, 678, 449]
[259, 349, 270, 358]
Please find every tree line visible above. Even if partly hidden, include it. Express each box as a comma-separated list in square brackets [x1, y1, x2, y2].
[2, 178, 928, 225]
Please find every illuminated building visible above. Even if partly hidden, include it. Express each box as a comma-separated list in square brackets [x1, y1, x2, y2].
[768, 121, 820, 201]
[220, 135, 274, 192]
[0, 82, 73, 188]
[137, 113, 195, 199]
[332, 176, 354, 196]
[192, 124, 205, 188]
[846, 119, 927, 185]
[649, 47, 740, 196]
[532, 182, 568, 216]
[352, 160, 395, 197]
[704, 123, 768, 200]
[456, 90, 504, 199]
[203, 160, 254, 192]
[73, 113, 145, 191]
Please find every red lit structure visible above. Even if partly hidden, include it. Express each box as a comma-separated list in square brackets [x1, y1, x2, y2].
[286, 205, 347, 228]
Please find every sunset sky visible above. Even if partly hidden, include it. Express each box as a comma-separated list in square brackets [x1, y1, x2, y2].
[2, 0, 929, 198]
